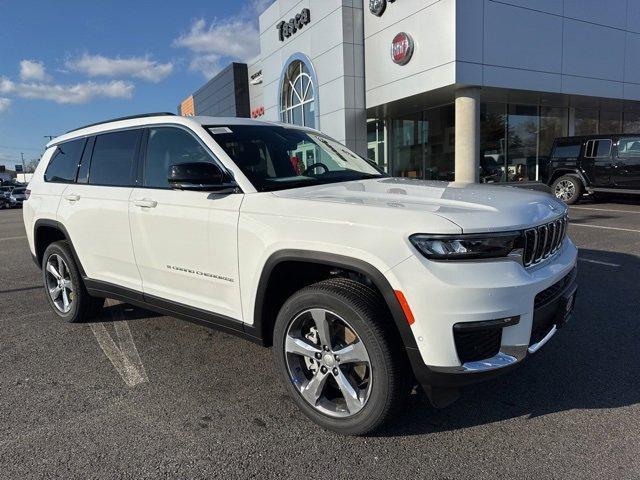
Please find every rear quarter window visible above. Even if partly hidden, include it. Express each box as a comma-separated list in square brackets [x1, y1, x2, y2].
[44, 138, 87, 183]
[89, 130, 141, 186]
[551, 144, 581, 159]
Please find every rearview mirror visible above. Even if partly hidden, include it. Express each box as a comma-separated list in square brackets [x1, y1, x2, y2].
[168, 162, 237, 192]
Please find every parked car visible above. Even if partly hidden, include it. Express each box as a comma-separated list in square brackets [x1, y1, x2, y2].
[545, 135, 640, 204]
[23, 113, 578, 435]
[0, 186, 13, 200]
[0, 193, 8, 209]
[9, 187, 28, 208]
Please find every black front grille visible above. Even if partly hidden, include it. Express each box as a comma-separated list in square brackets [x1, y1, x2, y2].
[522, 215, 568, 267]
[454, 328, 502, 363]
[534, 268, 575, 308]
[530, 268, 576, 345]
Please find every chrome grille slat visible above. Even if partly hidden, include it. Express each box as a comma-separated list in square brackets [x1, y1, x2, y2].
[522, 215, 567, 268]
[549, 221, 558, 253]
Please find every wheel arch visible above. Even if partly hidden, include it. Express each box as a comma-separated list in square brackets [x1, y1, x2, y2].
[33, 219, 86, 276]
[549, 168, 588, 189]
[250, 250, 418, 352]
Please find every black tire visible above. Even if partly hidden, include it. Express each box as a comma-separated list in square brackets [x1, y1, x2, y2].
[42, 241, 104, 323]
[273, 278, 409, 436]
[551, 174, 583, 205]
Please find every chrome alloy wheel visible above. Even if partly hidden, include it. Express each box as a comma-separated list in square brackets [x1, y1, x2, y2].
[554, 179, 576, 201]
[45, 254, 74, 313]
[284, 308, 372, 418]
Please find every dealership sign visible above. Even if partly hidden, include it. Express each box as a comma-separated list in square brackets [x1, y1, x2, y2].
[251, 106, 265, 118]
[277, 8, 311, 41]
[370, 0, 396, 17]
[391, 32, 414, 65]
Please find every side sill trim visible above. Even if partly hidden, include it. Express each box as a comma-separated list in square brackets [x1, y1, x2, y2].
[591, 187, 640, 195]
[83, 278, 265, 346]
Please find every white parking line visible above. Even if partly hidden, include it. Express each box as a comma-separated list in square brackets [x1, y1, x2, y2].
[0, 235, 27, 242]
[570, 206, 640, 214]
[578, 258, 620, 267]
[569, 223, 640, 234]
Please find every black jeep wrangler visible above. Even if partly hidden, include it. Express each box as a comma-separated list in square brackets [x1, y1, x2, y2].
[544, 135, 640, 204]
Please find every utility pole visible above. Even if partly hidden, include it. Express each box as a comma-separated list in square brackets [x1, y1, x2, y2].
[20, 152, 25, 183]
[43, 135, 55, 141]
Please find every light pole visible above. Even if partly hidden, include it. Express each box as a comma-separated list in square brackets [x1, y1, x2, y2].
[20, 152, 26, 183]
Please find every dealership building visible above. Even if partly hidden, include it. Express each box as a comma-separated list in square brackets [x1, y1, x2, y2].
[179, 0, 640, 183]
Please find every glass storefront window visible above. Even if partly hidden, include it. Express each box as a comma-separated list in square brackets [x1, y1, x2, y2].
[623, 111, 640, 133]
[480, 103, 507, 183]
[538, 106, 568, 180]
[424, 104, 455, 181]
[507, 104, 538, 181]
[367, 119, 387, 172]
[391, 113, 426, 178]
[574, 109, 598, 136]
[599, 111, 622, 134]
[379, 101, 634, 183]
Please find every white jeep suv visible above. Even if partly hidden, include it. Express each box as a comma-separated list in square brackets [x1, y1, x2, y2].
[23, 113, 578, 435]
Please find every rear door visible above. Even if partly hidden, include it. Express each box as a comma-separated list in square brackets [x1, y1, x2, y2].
[57, 129, 143, 292]
[584, 138, 614, 187]
[614, 136, 640, 189]
[129, 126, 243, 319]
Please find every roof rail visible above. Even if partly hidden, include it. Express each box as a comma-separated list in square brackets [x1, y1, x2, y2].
[66, 112, 176, 134]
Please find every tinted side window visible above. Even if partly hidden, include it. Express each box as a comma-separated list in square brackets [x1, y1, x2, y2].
[76, 136, 95, 184]
[89, 130, 141, 186]
[585, 139, 612, 158]
[44, 138, 86, 183]
[551, 144, 581, 158]
[144, 127, 213, 188]
[617, 137, 640, 157]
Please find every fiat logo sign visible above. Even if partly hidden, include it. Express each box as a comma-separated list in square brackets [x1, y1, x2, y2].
[391, 32, 414, 65]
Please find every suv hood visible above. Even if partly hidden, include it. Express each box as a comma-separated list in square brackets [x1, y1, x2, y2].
[273, 178, 567, 233]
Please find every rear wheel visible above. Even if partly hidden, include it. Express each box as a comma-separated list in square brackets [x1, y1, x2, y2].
[42, 241, 104, 322]
[273, 278, 408, 435]
[552, 174, 583, 205]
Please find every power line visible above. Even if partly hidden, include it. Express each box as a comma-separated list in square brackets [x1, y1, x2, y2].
[0, 145, 44, 151]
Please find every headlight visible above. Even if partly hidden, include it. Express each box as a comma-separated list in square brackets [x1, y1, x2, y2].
[410, 232, 522, 260]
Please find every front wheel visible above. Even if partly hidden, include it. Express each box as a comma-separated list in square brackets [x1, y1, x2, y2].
[273, 278, 408, 435]
[551, 175, 583, 205]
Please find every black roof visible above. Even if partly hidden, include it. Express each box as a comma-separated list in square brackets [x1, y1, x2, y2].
[554, 133, 640, 143]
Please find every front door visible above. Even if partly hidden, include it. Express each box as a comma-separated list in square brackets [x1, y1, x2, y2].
[129, 126, 244, 320]
[585, 138, 614, 187]
[614, 137, 640, 189]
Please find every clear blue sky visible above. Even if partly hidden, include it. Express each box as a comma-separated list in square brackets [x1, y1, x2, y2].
[0, 0, 272, 169]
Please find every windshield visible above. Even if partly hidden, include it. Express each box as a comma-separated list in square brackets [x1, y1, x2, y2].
[207, 125, 384, 192]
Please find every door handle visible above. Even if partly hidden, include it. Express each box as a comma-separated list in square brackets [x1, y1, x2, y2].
[134, 199, 158, 208]
[64, 194, 80, 202]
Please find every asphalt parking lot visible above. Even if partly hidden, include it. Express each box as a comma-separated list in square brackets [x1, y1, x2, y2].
[1, 198, 639, 479]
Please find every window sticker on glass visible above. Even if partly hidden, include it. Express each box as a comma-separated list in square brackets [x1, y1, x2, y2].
[209, 127, 233, 135]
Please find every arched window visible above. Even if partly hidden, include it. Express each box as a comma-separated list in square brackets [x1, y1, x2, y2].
[280, 56, 318, 129]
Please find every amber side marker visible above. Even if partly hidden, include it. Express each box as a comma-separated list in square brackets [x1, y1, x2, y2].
[394, 290, 415, 326]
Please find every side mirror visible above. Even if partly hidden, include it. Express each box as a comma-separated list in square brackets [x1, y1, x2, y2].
[168, 162, 236, 192]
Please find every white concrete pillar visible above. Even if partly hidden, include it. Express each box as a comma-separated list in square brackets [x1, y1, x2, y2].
[454, 87, 481, 183]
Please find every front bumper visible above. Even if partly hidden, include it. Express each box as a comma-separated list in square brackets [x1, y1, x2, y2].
[388, 238, 578, 389]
